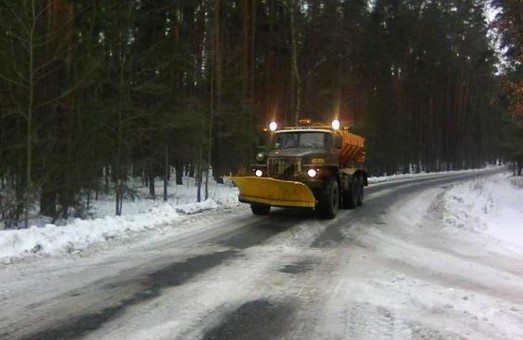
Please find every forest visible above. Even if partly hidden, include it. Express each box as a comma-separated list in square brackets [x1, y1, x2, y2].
[1, 0, 522, 228]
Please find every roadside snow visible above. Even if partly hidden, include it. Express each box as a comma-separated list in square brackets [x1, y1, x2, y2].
[367, 167, 488, 184]
[317, 171, 523, 340]
[1, 168, 521, 264]
[0, 180, 240, 263]
[442, 173, 523, 255]
[1, 168, 521, 340]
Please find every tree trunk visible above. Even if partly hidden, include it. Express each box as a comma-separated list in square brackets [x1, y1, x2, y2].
[40, 189, 57, 218]
[289, 0, 301, 124]
[196, 164, 202, 203]
[163, 144, 168, 201]
[241, 0, 250, 95]
[23, 0, 38, 228]
[174, 161, 183, 185]
[148, 169, 155, 199]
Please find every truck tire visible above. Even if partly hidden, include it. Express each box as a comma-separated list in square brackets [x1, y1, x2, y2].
[251, 203, 270, 215]
[342, 177, 358, 209]
[318, 178, 339, 219]
[356, 177, 364, 206]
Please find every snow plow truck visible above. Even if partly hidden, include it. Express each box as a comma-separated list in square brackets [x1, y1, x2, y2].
[232, 119, 367, 219]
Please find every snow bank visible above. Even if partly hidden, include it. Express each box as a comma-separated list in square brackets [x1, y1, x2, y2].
[0, 200, 225, 262]
[441, 173, 523, 254]
[367, 167, 489, 184]
[0, 178, 241, 263]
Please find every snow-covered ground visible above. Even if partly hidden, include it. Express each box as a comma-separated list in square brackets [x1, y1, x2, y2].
[337, 171, 523, 340]
[441, 173, 523, 255]
[1, 168, 522, 339]
[0, 177, 241, 263]
[1, 169, 521, 264]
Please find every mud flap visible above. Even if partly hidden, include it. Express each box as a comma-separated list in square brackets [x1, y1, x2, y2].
[231, 176, 316, 208]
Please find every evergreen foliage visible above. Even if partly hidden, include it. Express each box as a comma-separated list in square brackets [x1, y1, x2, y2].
[492, 0, 523, 175]
[0, 0, 515, 227]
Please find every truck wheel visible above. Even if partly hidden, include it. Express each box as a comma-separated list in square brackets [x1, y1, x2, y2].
[318, 179, 339, 219]
[251, 203, 270, 215]
[356, 177, 364, 206]
[342, 177, 358, 209]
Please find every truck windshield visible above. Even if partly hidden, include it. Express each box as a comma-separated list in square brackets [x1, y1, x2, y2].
[272, 132, 329, 150]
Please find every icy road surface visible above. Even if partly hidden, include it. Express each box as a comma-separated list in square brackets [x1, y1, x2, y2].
[1, 169, 522, 340]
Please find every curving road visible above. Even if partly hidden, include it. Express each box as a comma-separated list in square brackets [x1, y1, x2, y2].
[1, 167, 521, 340]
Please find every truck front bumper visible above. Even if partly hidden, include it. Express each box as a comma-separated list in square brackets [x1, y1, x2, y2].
[231, 176, 317, 208]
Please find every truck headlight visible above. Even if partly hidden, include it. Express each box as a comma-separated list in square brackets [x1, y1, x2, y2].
[255, 169, 263, 177]
[307, 169, 317, 178]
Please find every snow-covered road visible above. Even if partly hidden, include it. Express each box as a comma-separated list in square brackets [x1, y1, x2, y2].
[1, 168, 522, 339]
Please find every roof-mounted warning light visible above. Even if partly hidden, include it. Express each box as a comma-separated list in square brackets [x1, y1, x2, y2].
[298, 118, 312, 126]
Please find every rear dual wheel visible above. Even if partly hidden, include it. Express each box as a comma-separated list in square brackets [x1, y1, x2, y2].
[342, 176, 364, 209]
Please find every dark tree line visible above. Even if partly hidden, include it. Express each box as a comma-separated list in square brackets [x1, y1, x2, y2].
[492, 0, 523, 175]
[0, 0, 515, 227]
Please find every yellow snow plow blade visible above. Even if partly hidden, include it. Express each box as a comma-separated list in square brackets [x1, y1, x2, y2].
[231, 176, 316, 208]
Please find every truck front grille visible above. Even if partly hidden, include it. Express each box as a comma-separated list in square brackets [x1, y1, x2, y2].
[267, 158, 301, 177]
